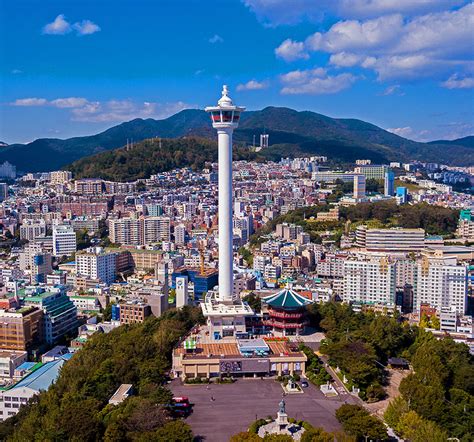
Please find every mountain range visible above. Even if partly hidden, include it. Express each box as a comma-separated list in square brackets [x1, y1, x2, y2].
[1, 107, 472, 172]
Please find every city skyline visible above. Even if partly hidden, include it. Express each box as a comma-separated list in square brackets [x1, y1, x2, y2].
[1, 0, 473, 144]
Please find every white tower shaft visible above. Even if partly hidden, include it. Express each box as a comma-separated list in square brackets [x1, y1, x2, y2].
[218, 128, 234, 302]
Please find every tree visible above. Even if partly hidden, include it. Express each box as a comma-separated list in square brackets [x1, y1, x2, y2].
[153, 420, 193, 442]
[230, 432, 262, 441]
[384, 396, 409, 430]
[397, 410, 447, 442]
[243, 293, 262, 313]
[336, 405, 387, 441]
[262, 435, 293, 442]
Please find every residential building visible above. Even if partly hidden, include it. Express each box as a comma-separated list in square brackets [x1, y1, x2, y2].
[23, 287, 77, 345]
[20, 220, 47, 241]
[343, 256, 396, 305]
[52, 225, 77, 257]
[76, 247, 116, 285]
[0, 307, 43, 351]
[119, 301, 151, 324]
[415, 256, 467, 314]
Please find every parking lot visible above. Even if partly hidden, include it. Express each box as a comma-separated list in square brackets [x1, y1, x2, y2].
[171, 378, 354, 441]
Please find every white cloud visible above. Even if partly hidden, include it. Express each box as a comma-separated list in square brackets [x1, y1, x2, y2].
[9, 97, 194, 123]
[73, 20, 101, 36]
[441, 74, 474, 89]
[275, 39, 309, 62]
[42, 14, 72, 35]
[42, 14, 101, 36]
[11, 69, 23, 74]
[380, 84, 404, 96]
[236, 80, 269, 91]
[11, 98, 48, 106]
[70, 100, 196, 123]
[279, 4, 474, 82]
[50, 97, 90, 108]
[280, 68, 356, 94]
[329, 52, 365, 67]
[209, 34, 224, 44]
[338, 0, 465, 19]
[305, 14, 403, 53]
[243, 0, 467, 25]
[386, 126, 414, 138]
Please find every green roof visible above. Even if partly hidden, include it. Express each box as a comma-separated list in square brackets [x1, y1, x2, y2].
[263, 288, 312, 310]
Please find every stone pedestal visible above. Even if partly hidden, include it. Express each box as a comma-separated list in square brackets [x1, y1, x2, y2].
[277, 411, 288, 431]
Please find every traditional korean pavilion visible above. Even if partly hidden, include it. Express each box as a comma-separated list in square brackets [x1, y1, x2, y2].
[262, 288, 313, 336]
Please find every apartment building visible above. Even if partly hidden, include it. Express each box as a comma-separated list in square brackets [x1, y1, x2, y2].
[76, 247, 116, 285]
[343, 256, 396, 305]
[109, 217, 170, 246]
[19, 220, 47, 241]
[52, 225, 77, 257]
[0, 307, 44, 351]
[415, 256, 467, 314]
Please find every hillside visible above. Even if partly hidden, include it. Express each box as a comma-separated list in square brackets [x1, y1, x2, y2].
[67, 137, 258, 181]
[428, 135, 474, 149]
[2, 107, 473, 172]
[0, 306, 202, 441]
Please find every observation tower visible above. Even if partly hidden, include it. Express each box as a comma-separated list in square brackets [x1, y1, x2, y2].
[201, 86, 253, 340]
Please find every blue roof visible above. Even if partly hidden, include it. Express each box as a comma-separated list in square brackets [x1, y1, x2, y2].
[12, 358, 64, 392]
[15, 362, 36, 371]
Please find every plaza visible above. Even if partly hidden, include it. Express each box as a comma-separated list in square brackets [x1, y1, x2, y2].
[171, 378, 356, 441]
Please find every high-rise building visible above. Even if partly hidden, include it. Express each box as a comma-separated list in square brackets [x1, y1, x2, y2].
[109, 217, 170, 245]
[384, 170, 395, 196]
[415, 256, 467, 314]
[0, 161, 16, 179]
[142, 217, 170, 243]
[0, 183, 8, 201]
[53, 225, 77, 257]
[20, 220, 47, 241]
[50, 171, 72, 185]
[356, 226, 425, 252]
[354, 164, 389, 180]
[343, 256, 396, 305]
[23, 287, 77, 345]
[353, 174, 366, 200]
[396, 187, 408, 204]
[0, 307, 43, 351]
[174, 224, 186, 245]
[76, 247, 117, 285]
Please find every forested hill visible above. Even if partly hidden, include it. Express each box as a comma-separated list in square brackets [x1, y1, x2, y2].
[66, 137, 258, 182]
[0, 306, 202, 441]
[3, 107, 473, 172]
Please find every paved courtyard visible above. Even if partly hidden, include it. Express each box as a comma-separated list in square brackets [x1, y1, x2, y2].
[171, 379, 353, 441]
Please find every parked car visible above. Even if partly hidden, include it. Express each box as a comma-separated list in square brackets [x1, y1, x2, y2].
[300, 381, 309, 388]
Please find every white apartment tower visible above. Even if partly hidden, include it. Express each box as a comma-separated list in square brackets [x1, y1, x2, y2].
[53, 225, 77, 257]
[76, 247, 116, 285]
[343, 256, 396, 305]
[415, 256, 467, 314]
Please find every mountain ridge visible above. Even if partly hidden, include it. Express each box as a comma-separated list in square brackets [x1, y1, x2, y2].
[1, 107, 473, 172]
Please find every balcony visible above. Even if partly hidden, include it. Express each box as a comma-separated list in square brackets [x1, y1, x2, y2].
[268, 310, 304, 320]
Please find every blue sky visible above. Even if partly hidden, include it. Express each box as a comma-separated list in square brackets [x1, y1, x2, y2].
[1, 0, 473, 144]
